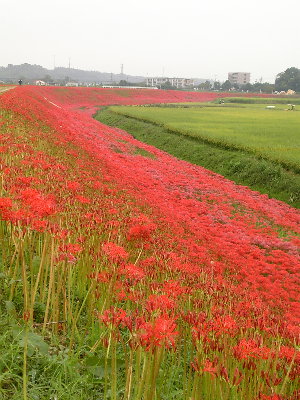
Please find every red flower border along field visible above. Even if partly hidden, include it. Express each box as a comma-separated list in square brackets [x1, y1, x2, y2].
[0, 86, 299, 399]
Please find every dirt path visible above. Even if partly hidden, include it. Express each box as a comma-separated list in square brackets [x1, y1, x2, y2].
[0, 86, 16, 94]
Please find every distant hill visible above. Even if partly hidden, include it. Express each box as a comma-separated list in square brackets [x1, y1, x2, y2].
[0, 63, 210, 86]
[0, 63, 146, 84]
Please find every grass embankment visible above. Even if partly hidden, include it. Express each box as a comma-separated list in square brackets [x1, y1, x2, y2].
[95, 107, 300, 208]
[222, 97, 300, 105]
[0, 86, 15, 94]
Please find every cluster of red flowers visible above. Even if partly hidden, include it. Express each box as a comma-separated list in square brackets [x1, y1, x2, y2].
[0, 85, 299, 398]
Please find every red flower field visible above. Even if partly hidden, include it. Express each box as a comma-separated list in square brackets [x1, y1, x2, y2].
[0, 85, 299, 399]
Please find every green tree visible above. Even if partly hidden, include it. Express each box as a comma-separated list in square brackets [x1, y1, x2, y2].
[275, 67, 300, 92]
[260, 82, 275, 94]
[198, 80, 212, 91]
[221, 80, 232, 91]
[243, 83, 253, 92]
[213, 81, 221, 90]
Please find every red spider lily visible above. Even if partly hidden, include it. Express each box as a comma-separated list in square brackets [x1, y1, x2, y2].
[191, 358, 219, 379]
[0, 197, 13, 210]
[98, 307, 128, 328]
[138, 316, 178, 350]
[233, 339, 271, 360]
[203, 359, 218, 378]
[0, 86, 299, 398]
[102, 242, 129, 263]
[127, 222, 157, 241]
[30, 219, 48, 232]
[66, 181, 81, 191]
[74, 195, 91, 204]
[58, 243, 83, 262]
[256, 394, 285, 400]
[119, 263, 146, 281]
[162, 279, 190, 298]
[145, 294, 176, 313]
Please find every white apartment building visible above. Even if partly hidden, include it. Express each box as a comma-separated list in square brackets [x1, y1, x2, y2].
[146, 77, 194, 88]
[228, 72, 250, 85]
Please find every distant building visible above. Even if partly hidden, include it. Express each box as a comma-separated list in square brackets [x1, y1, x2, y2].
[102, 85, 158, 89]
[228, 72, 250, 86]
[66, 82, 79, 87]
[146, 77, 194, 88]
[35, 80, 47, 86]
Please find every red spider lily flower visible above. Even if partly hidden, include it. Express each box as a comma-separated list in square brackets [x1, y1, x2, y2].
[138, 316, 178, 350]
[102, 242, 129, 263]
[59, 243, 82, 255]
[75, 195, 91, 204]
[0, 197, 13, 210]
[145, 294, 176, 313]
[203, 359, 218, 378]
[16, 176, 39, 187]
[58, 243, 83, 262]
[66, 181, 81, 191]
[31, 219, 48, 232]
[233, 339, 271, 360]
[127, 222, 156, 241]
[119, 263, 146, 281]
[98, 307, 127, 328]
[162, 279, 190, 298]
[96, 271, 111, 283]
[278, 346, 300, 363]
[256, 394, 285, 400]
[19, 189, 56, 217]
[210, 315, 238, 337]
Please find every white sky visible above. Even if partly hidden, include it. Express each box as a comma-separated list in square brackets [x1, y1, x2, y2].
[1, 0, 299, 82]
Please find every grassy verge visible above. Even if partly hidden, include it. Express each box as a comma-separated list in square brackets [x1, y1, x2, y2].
[95, 108, 300, 208]
[0, 86, 15, 93]
[220, 96, 300, 105]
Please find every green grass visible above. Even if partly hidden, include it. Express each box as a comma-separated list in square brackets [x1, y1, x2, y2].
[221, 96, 300, 104]
[95, 108, 300, 208]
[108, 104, 300, 173]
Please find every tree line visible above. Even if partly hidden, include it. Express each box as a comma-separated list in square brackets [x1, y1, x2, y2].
[201, 67, 300, 93]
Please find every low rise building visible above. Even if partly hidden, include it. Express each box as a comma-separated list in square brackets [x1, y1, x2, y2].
[35, 80, 47, 86]
[66, 82, 79, 87]
[228, 72, 250, 85]
[146, 77, 194, 88]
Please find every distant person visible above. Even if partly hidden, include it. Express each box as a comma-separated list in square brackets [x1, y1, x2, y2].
[18, 79, 22, 85]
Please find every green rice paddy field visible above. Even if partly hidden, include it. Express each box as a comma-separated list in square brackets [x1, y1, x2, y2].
[96, 99, 300, 207]
[109, 103, 300, 171]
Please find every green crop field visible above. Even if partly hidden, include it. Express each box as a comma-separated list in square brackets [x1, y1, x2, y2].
[109, 103, 300, 172]
[221, 96, 300, 105]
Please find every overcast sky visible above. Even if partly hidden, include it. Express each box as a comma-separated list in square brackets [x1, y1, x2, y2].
[1, 0, 299, 82]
